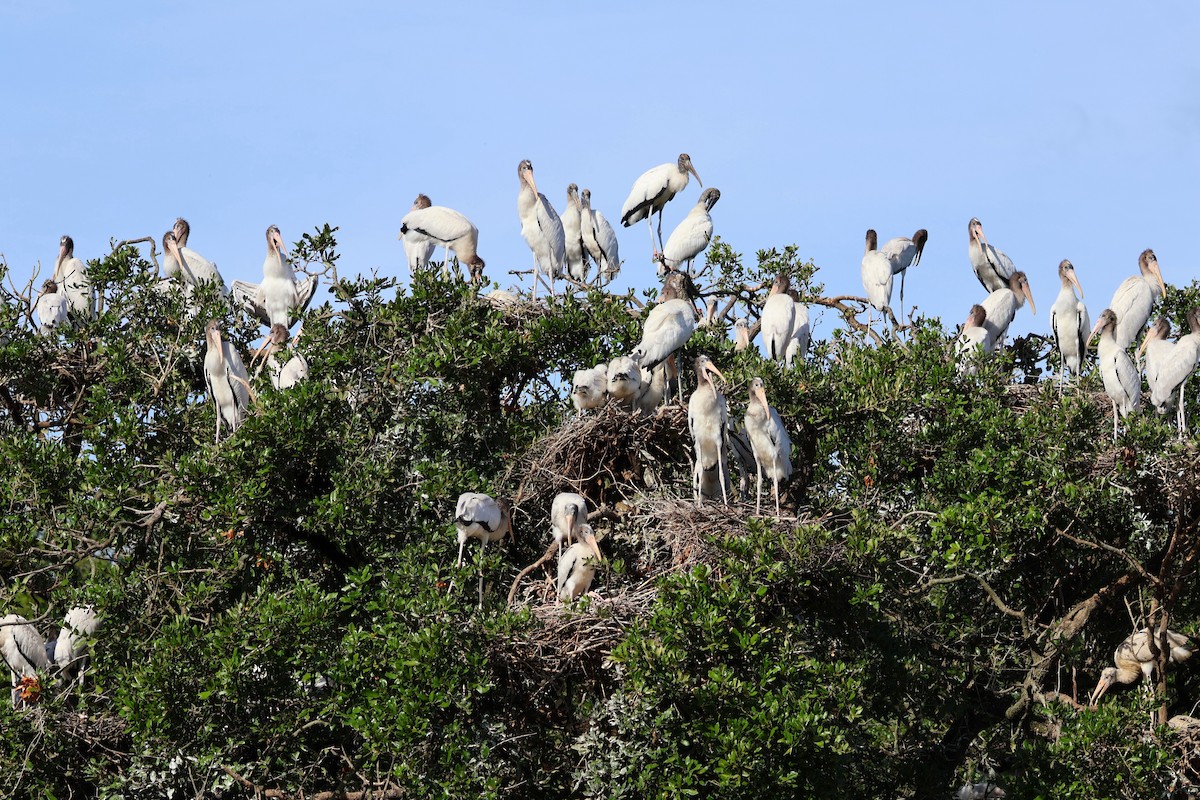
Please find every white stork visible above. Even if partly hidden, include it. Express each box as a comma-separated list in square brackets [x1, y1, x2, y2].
[880, 228, 927, 320]
[231, 226, 319, 330]
[1090, 628, 1195, 706]
[1050, 259, 1090, 386]
[1109, 248, 1166, 350]
[580, 189, 621, 287]
[980, 271, 1036, 349]
[203, 319, 251, 443]
[955, 304, 992, 375]
[744, 377, 792, 516]
[454, 492, 512, 607]
[562, 184, 589, 283]
[52, 235, 94, 316]
[660, 187, 720, 275]
[606, 355, 643, 410]
[399, 195, 486, 284]
[1140, 309, 1200, 435]
[571, 364, 608, 412]
[760, 274, 796, 363]
[0, 614, 48, 708]
[968, 217, 1015, 292]
[620, 153, 701, 254]
[517, 159, 565, 298]
[861, 229, 893, 331]
[34, 279, 69, 335]
[557, 523, 603, 602]
[688, 355, 729, 505]
[1091, 308, 1141, 440]
[550, 492, 588, 555]
[631, 278, 697, 374]
[785, 291, 810, 367]
[172, 218, 229, 294]
[54, 606, 100, 690]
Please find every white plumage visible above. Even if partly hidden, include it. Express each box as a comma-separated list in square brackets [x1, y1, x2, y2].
[880, 228, 927, 317]
[955, 304, 993, 375]
[760, 274, 796, 363]
[34, 279, 69, 335]
[579, 189, 621, 287]
[203, 319, 250, 443]
[1091, 308, 1141, 440]
[634, 357, 673, 414]
[967, 217, 1015, 292]
[744, 377, 792, 516]
[454, 492, 512, 606]
[630, 278, 696, 370]
[571, 364, 608, 412]
[1050, 259, 1090, 385]
[562, 184, 589, 283]
[556, 524, 603, 602]
[733, 318, 751, 352]
[606, 355, 643, 410]
[171, 218, 228, 294]
[1108, 248, 1166, 349]
[517, 159, 565, 297]
[0, 614, 48, 708]
[399, 196, 486, 284]
[660, 187, 720, 275]
[231, 226, 319, 330]
[55, 606, 100, 689]
[785, 295, 810, 367]
[860, 229, 893, 324]
[980, 271, 1035, 349]
[957, 782, 1006, 799]
[52, 235, 94, 316]
[400, 194, 437, 270]
[1141, 310, 1200, 434]
[620, 153, 701, 253]
[550, 492, 588, 554]
[1090, 627, 1195, 705]
[688, 356, 729, 505]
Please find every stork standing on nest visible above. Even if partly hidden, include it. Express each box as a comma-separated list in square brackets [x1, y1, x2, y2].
[550, 492, 588, 555]
[557, 524, 603, 602]
[571, 364, 608, 412]
[580, 188, 620, 287]
[517, 159, 565, 298]
[454, 492, 512, 607]
[689, 355, 729, 505]
[631, 276, 697, 401]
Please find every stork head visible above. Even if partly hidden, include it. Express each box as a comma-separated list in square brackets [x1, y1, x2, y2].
[1137, 317, 1171, 358]
[42, 279, 59, 294]
[58, 234, 75, 260]
[699, 187, 720, 212]
[266, 225, 288, 260]
[251, 323, 289, 369]
[163, 230, 185, 265]
[518, 159, 538, 196]
[864, 229, 878, 254]
[1010, 271, 1035, 314]
[1058, 259, 1083, 298]
[1188, 308, 1200, 336]
[1089, 308, 1117, 346]
[964, 303, 986, 329]
[1139, 249, 1165, 294]
[770, 273, 791, 296]
[693, 354, 724, 391]
[577, 523, 603, 563]
[412, 193, 432, 210]
[580, 188, 592, 209]
[749, 377, 771, 415]
[1089, 666, 1119, 706]
[204, 319, 224, 354]
[733, 318, 750, 349]
[677, 153, 701, 187]
[968, 217, 985, 246]
[911, 228, 928, 267]
[173, 217, 191, 246]
[567, 183, 580, 206]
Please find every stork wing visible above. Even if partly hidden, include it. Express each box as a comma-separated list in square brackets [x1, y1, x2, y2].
[294, 275, 319, 316]
[231, 280, 271, 327]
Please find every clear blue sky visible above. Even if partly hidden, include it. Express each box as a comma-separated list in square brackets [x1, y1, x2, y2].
[2, 2, 1197, 343]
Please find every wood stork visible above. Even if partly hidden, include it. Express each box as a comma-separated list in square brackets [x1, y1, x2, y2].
[980, 271, 1035, 349]
[550, 492, 588, 555]
[399, 194, 437, 270]
[172, 218, 229, 294]
[968, 217, 1015, 292]
[744, 377, 792, 516]
[231, 226, 319, 330]
[761, 274, 796, 362]
[688, 355, 729, 505]
[579, 189, 621, 287]
[634, 355, 674, 414]
[1109, 248, 1166, 349]
[34, 279, 69, 335]
[630, 278, 697, 372]
[955, 304, 992, 375]
[517, 160, 565, 298]
[562, 184, 589, 283]
[0, 614, 48, 708]
[860, 229, 893, 330]
[1091, 308, 1141, 440]
[785, 292, 810, 367]
[251, 323, 309, 390]
[881, 228, 927, 319]
[620, 153, 701, 254]
[1089, 628, 1195, 706]
[399, 195, 486, 284]
[557, 523, 603, 602]
[957, 782, 1006, 799]
[606, 355, 643, 410]
[54, 606, 100, 690]
[454, 492, 512, 607]
[571, 364, 608, 412]
[1050, 259, 1090, 386]
[1140, 309, 1200, 435]
[203, 319, 251, 443]
[660, 187, 720, 275]
[733, 318, 751, 352]
[52, 235, 93, 316]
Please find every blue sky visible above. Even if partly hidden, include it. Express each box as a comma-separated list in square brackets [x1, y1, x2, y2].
[2, 2, 1197, 344]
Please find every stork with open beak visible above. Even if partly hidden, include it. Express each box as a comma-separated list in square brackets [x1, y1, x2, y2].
[557, 524, 603, 602]
[252, 322, 309, 389]
[688, 355, 729, 505]
[744, 377, 792, 517]
[231, 226, 319, 330]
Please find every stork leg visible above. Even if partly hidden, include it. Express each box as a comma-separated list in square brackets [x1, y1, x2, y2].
[755, 458, 763, 516]
[899, 270, 907, 325]
[718, 452, 729, 506]
[477, 539, 487, 608]
[655, 209, 666, 252]
[1112, 398, 1120, 441]
[645, 216, 657, 258]
[1178, 378, 1188, 438]
[773, 473, 781, 518]
[214, 412, 221, 445]
[456, 538, 466, 569]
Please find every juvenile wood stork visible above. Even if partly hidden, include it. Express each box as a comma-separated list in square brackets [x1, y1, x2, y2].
[172, 218, 229, 294]
[0, 614, 48, 708]
[660, 187, 720, 275]
[634, 354, 676, 414]
[251, 323, 309, 390]
[881, 228, 927, 319]
[689, 355, 729, 505]
[231, 226, 319, 330]
[761, 274, 796, 362]
[980, 271, 1035, 349]
[34, 279, 69, 335]
[955, 304, 992, 375]
[1050, 259, 1090, 386]
[454, 492, 512, 607]
[1109, 248, 1166, 349]
[968, 217, 1015, 292]
[1140, 309, 1200, 435]
[52, 235, 93, 316]
[562, 184, 589, 283]
[785, 291, 810, 367]
[517, 160, 565, 298]
[557, 523, 603, 602]
[579, 189, 620, 286]
[620, 153, 701, 254]
[550, 492, 588, 555]
[733, 318, 751, 352]
[54, 606, 100, 690]
[1089, 627, 1195, 706]
[1091, 308, 1141, 440]
[860, 229, 893, 330]
[744, 377, 792, 516]
[630, 278, 697, 372]
[399, 195, 486, 284]
[571, 364, 608, 412]
[606, 355, 643, 410]
[203, 319, 251, 443]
